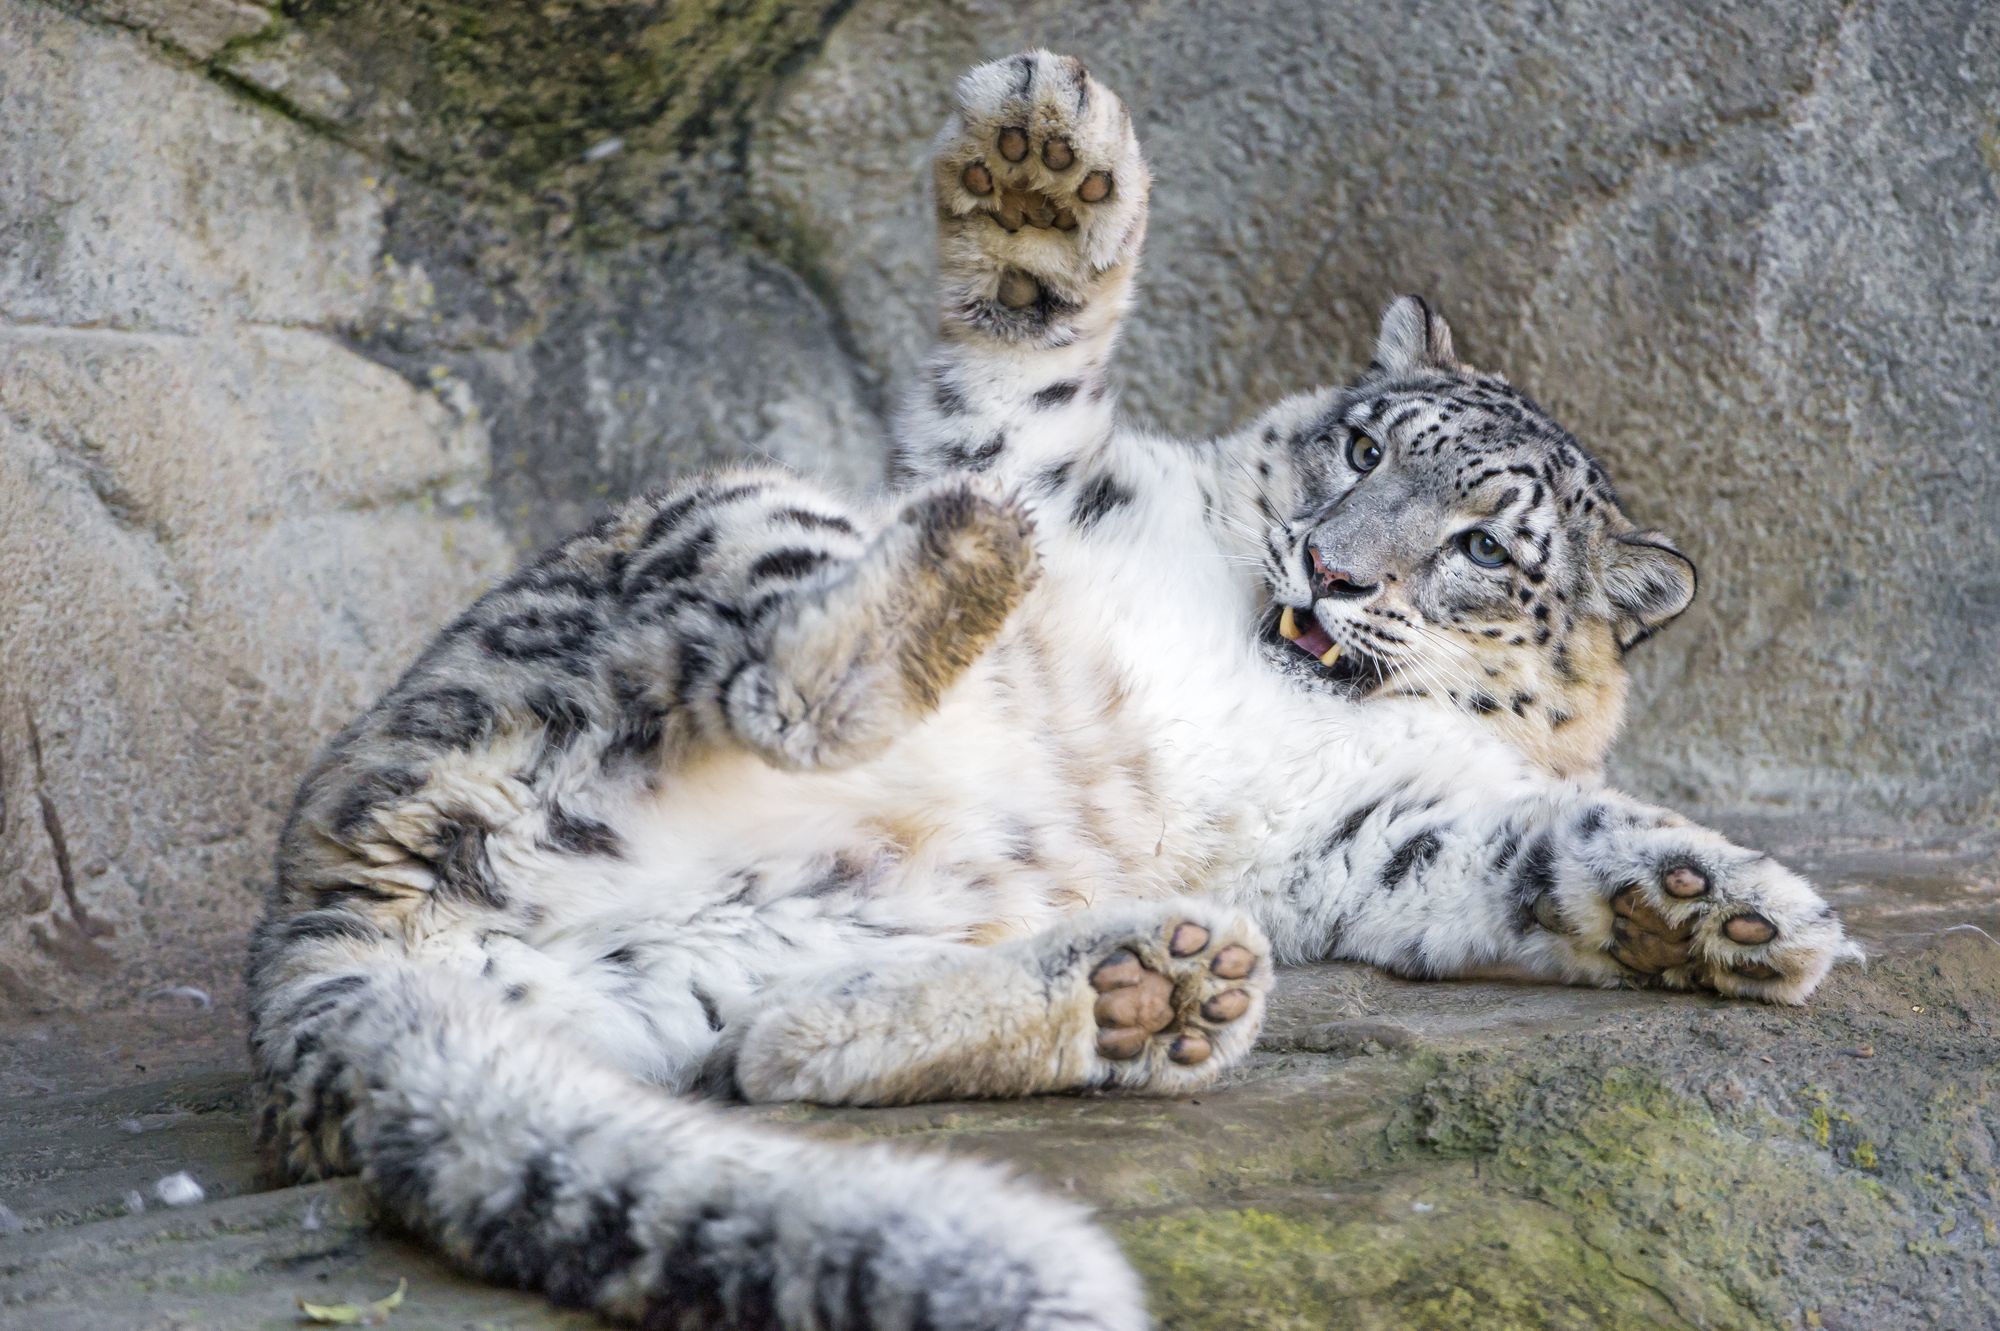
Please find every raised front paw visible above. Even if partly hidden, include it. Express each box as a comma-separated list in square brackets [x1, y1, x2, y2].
[933, 50, 1149, 332]
[1550, 826, 1860, 1004]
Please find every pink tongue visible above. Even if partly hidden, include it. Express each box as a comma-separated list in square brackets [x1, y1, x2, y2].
[1291, 612, 1337, 661]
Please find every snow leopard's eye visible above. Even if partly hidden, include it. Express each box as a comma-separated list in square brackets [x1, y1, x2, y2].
[1460, 529, 1510, 567]
[1346, 431, 1382, 473]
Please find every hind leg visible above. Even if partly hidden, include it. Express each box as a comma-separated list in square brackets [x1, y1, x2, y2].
[713, 476, 1039, 770]
[707, 900, 1271, 1105]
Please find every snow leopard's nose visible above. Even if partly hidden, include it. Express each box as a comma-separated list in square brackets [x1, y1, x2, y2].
[1308, 544, 1378, 599]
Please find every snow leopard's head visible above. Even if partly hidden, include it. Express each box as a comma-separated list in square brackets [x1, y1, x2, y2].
[1254, 296, 1695, 777]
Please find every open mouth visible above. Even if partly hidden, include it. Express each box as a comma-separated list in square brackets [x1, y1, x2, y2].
[1278, 605, 1343, 666]
[1275, 606, 1384, 691]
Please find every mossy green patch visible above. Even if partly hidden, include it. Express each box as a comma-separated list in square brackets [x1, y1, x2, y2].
[211, 0, 852, 242]
[1116, 1192, 1689, 1331]
[1380, 1055, 1914, 1330]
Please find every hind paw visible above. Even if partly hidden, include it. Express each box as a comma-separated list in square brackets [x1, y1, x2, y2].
[887, 481, 1040, 706]
[1061, 905, 1268, 1093]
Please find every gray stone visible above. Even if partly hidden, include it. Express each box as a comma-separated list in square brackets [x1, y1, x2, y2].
[0, 3, 514, 1013]
[60, 0, 272, 62]
[0, 322, 512, 1012]
[453, 242, 887, 552]
[3, 852, 1996, 1328]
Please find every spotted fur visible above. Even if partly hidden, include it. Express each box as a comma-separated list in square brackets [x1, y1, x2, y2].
[1242, 295, 1698, 777]
[248, 51, 1856, 1331]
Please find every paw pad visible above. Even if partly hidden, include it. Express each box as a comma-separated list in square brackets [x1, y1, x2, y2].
[1723, 912, 1778, 945]
[1662, 865, 1710, 898]
[1202, 990, 1250, 1022]
[1085, 922, 1263, 1069]
[1092, 948, 1171, 1059]
[1090, 950, 1144, 992]
[1608, 884, 1694, 976]
[1094, 971, 1172, 1030]
[1211, 945, 1255, 980]
[997, 270, 1040, 308]
[1553, 819, 1849, 1003]
[936, 51, 1144, 286]
[1096, 1026, 1148, 1060]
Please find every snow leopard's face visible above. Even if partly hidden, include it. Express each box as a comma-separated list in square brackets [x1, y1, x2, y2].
[1259, 298, 1695, 777]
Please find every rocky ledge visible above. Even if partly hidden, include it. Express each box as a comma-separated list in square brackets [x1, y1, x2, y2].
[1, 832, 1994, 1330]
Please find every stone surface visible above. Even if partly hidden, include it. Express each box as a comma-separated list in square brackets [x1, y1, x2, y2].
[60, 0, 268, 61]
[3, 848, 1995, 1329]
[0, 3, 514, 1012]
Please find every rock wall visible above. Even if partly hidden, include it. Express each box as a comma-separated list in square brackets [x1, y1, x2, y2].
[0, 0, 882, 1012]
[746, 0, 2000, 829]
[1, 0, 1994, 1012]
[0, 2, 511, 1011]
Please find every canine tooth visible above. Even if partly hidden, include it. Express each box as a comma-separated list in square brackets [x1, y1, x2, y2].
[1319, 643, 1344, 667]
[1279, 607, 1302, 641]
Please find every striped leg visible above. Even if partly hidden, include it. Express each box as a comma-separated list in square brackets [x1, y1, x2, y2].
[721, 479, 1037, 769]
[894, 50, 1150, 489]
[459, 468, 1038, 779]
[707, 900, 1271, 1105]
[1272, 786, 1858, 1006]
[599, 473, 1037, 772]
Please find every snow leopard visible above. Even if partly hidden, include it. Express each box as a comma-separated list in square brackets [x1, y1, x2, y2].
[246, 50, 1857, 1331]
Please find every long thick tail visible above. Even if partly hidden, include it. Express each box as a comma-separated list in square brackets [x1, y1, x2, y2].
[248, 945, 1146, 1330]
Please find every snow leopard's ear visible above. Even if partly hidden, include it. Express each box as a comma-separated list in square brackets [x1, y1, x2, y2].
[1605, 531, 1697, 652]
[1371, 294, 1457, 376]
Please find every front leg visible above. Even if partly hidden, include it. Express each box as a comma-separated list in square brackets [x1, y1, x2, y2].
[895, 50, 1150, 487]
[1535, 804, 1860, 1002]
[1277, 788, 1858, 1004]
